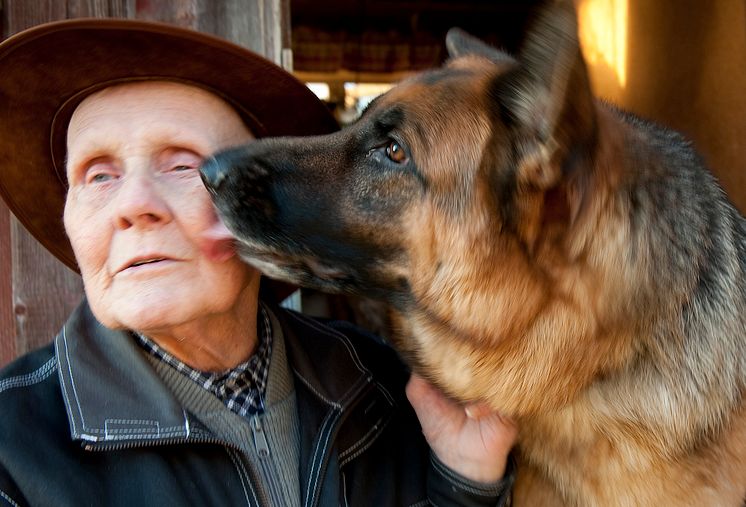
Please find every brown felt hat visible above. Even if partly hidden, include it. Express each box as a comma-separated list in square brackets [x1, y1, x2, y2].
[0, 18, 338, 276]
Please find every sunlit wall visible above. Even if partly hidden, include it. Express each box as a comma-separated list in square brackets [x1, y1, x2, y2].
[577, 0, 628, 102]
[577, 0, 746, 213]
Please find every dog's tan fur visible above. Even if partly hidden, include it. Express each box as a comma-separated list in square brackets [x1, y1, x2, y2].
[204, 2, 746, 504]
[383, 37, 746, 506]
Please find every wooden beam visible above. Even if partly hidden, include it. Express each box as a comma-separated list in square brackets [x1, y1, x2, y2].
[3, 0, 66, 36]
[0, 202, 14, 367]
[11, 224, 83, 356]
[135, 0, 286, 63]
[0, 0, 131, 365]
[66, 0, 135, 18]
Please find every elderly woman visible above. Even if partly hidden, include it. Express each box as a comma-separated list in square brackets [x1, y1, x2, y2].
[0, 20, 516, 506]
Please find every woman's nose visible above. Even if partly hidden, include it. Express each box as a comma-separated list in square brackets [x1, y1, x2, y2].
[113, 173, 172, 230]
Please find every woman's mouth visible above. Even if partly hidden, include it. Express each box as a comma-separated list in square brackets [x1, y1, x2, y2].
[129, 257, 167, 267]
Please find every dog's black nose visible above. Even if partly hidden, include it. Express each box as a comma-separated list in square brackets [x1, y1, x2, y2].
[200, 156, 227, 193]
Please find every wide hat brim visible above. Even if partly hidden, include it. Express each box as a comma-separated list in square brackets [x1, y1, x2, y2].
[0, 18, 338, 291]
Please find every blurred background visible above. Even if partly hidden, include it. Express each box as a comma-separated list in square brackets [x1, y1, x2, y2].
[2, 0, 745, 366]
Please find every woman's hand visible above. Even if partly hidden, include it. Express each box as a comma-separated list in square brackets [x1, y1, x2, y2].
[406, 373, 518, 483]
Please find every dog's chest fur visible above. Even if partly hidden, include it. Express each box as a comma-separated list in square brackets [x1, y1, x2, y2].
[514, 387, 746, 506]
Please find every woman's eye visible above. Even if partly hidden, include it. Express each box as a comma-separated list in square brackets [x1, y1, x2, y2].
[163, 150, 202, 173]
[385, 141, 408, 164]
[84, 161, 118, 184]
[90, 173, 113, 183]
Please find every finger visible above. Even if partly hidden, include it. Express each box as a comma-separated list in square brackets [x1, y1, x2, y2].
[464, 402, 493, 419]
[406, 374, 462, 420]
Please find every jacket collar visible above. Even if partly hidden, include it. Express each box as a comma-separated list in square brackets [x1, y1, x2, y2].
[54, 299, 380, 446]
[55, 300, 192, 444]
[55, 299, 397, 507]
[276, 308, 374, 408]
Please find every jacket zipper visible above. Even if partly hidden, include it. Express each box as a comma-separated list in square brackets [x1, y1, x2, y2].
[82, 436, 223, 452]
[82, 380, 380, 507]
[250, 415, 270, 458]
[306, 380, 376, 507]
[250, 415, 290, 506]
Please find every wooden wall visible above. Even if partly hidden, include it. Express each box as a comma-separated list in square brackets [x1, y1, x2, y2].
[0, 0, 289, 368]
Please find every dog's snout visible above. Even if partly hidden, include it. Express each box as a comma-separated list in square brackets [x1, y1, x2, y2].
[199, 155, 227, 193]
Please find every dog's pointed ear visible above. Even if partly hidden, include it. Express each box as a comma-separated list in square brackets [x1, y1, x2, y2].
[446, 27, 513, 63]
[497, 0, 596, 191]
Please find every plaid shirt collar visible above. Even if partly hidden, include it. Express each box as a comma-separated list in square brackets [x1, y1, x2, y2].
[135, 304, 273, 418]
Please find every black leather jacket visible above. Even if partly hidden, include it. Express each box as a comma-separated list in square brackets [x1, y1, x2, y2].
[0, 300, 512, 506]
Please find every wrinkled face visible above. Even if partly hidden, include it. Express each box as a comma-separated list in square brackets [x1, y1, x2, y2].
[64, 81, 259, 333]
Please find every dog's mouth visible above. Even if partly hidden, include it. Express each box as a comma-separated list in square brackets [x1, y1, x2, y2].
[235, 240, 352, 290]
[295, 256, 344, 279]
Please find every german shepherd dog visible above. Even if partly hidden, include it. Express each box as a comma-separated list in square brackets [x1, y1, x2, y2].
[200, 1, 746, 504]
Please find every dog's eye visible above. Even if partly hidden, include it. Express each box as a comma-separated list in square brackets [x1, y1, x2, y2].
[385, 141, 408, 164]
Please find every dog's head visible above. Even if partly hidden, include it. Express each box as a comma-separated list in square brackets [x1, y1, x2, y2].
[201, 0, 597, 312]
